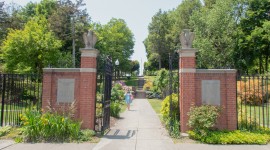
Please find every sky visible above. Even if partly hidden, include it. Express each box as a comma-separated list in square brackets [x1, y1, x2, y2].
[4, 0, 183, 74]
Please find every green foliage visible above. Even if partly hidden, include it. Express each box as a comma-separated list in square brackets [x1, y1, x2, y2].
[188, 105, 221, 136]
[144, 10, 174, 70]
[144, 0, 201, 71]
[160, 94, 180, 137]
[160, 94, 179, 121]
[236, 0, 270, 74]
[131, 60, 140, 75]
[1, 15, 62, 74]
[188, 129, 270, 144]
[20, 109, 81, 142]
[111, 83, 125, 102]
[94, 18, 135, 73]
[78, 129, 95, 142]
[110, 101, 122, 118]
[190, 0, 238, 69]
[154, 69, 168, 94]
[153, 69, 178, 98]
[169, 117, 180, 138]
[0, 126, 12, 137]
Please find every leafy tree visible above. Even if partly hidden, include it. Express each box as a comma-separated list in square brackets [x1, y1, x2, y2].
[0, 2, 25, 45]
[1, 16, 62, 74]
[190, 0, 239, 69]
[236, 0, 270, 74]
[19, 0, 90, 67]
[94, 18, 135, 72]
[131, 60, 140, 75]
[144, 10, 173, 69]
[144, 1, 201, 71]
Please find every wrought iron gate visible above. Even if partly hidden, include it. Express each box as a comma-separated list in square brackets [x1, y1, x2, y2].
[95, 56, 113, 133]
[168, 52, 180, 134]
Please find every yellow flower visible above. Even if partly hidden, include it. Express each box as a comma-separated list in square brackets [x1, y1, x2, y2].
[62, 118, 65, 122]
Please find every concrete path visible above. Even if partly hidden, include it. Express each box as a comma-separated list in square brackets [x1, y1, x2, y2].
[2, 98, 270, 150]
[93, 98, 174, 150]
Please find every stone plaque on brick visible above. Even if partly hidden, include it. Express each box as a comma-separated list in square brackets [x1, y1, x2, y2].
[202, 80, 220, 105]
[57, 79, 75, 103]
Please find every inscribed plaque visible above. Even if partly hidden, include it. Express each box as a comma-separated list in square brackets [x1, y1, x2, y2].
[202, 80, 220, 105]
[57, 79, 75, 103]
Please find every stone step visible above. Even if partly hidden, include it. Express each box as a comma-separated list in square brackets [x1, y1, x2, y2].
[135, 91, 146, 99]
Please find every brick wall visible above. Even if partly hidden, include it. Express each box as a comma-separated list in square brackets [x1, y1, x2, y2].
[194, 72, 237, 130]
[42, 71, 81, 119]
[42, 49, 99, 130]
[179, 48, 237, 133]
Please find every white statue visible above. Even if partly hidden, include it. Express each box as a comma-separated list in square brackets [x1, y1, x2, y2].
[83, 30, 98, 49]
[180, 29, 195, 49]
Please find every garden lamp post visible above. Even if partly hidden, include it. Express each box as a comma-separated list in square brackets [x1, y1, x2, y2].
[115, 59, 119, 80]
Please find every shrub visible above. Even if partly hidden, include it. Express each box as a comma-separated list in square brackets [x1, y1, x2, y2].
[20, 109, 81, 142]
[237, 79, 268, 105]
[161, 94, 179, 122]
[188, 130, 270, 144]
[110, 101, 121, 118]
[111, 84, 125, 102]
[143, 80, 153, 91]
[0, 126, 12, 137]
[188, 105, 221, 136]
[78, 129, 95, 142]
[160, 94, 180, 136]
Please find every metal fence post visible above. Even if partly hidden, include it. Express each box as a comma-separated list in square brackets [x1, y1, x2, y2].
[1, 75, 6, 126]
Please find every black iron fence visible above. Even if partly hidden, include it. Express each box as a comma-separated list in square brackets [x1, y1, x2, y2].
[237, 75, 270, 130]
[95, 56, 113, 133]
[0, 74, 42, 126]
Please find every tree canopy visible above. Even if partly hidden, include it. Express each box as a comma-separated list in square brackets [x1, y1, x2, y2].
[1, 16, 62, 74]
[94, 18, 135, 72]
[0, 0, 136, 74]
[144, 0, 270, 74]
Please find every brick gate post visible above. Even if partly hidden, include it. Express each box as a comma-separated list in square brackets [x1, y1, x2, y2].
[79, 48, 99, 129]
[179, 48, 197, 133]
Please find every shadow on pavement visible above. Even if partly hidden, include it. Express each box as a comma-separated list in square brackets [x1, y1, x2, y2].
[103, 129, 137, 139]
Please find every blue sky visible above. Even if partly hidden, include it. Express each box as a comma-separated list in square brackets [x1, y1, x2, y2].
[4, 0, 182, 73]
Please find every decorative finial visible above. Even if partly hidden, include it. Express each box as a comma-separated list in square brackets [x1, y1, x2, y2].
[83, 30, 98, 49]
[180, 29, 195, 49]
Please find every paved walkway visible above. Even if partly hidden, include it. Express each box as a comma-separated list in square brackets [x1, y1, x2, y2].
[93, 98, 174, 150]
[1, 98, 270, 150]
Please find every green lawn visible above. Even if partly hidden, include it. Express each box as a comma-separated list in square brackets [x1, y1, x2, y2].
[123, 77, 138, 86]
[148, 99, 163, 120]
[238, 104, 270, 127]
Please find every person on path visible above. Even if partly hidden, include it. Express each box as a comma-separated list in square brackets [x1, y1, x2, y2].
[124, 88, 132, 110]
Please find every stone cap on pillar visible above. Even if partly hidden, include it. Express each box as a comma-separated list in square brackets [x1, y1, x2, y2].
[79, 48, 99, 58]
[178, 48, 198, 57]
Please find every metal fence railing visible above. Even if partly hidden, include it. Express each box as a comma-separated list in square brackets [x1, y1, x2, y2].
[237, 75, 270, 130]
[0, 74, 42, 126]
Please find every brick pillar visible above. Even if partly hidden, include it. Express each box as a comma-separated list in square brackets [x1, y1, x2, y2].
[179, 49, 197, 133]
[42, 72, 52, 111]
[79, 48, 99, 129]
